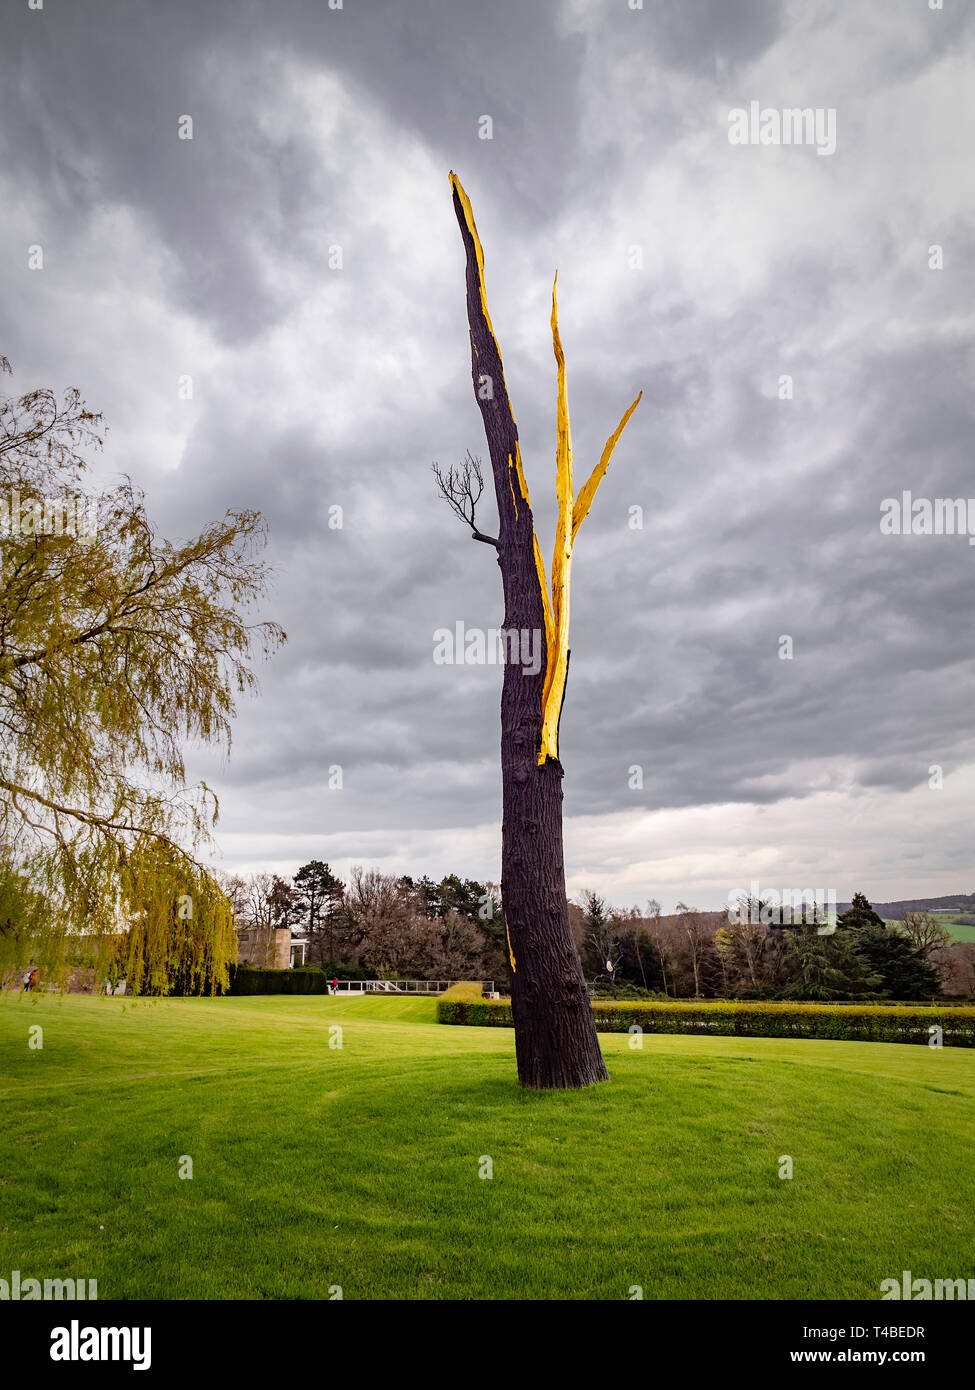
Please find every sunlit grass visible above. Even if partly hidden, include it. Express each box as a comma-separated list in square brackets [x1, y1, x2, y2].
[1, 993, 972, 1299]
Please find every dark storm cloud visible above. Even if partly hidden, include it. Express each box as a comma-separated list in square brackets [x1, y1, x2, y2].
[2, 0, 973, 899]
[0, 0, 594, 342]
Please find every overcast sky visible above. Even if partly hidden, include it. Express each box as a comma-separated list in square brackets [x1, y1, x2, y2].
[2, 0, 973, 912]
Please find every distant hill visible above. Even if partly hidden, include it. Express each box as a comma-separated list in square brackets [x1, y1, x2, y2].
[839, 893, 975, 922]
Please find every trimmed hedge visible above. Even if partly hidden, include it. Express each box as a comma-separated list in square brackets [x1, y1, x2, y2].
[228, 966, 331, 996]
[439, 982, 486, 1002]
[438, 997, 514, 1028]
[436, 997, 975, 1046]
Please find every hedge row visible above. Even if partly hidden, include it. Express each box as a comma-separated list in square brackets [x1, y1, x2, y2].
[438, 982, 486, 1002]
[228, 966, 332, 995]
[436, 997, 975, 1046]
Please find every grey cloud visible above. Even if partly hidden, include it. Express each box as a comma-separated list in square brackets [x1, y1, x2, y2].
[2, 0, 973, 899]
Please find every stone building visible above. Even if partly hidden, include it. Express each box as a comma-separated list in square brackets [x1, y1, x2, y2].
[235, 924, 291, 970]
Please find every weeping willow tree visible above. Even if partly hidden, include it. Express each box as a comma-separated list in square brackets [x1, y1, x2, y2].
[0, 356, 284, 993]
[439, 175, 641, 1088]
[0, 851, 53, 981]
[112, 840, 239, 996]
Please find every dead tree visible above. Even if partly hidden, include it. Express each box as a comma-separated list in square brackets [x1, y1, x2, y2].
[441, 172, 641, 1088]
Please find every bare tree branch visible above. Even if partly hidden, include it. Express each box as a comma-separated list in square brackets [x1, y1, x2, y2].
[432, 451, 500, 547]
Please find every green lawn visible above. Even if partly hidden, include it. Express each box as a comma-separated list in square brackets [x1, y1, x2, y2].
[1, 993, 973, 1300]
[884, 913, 975, 943]
[939, 914, 975, 944]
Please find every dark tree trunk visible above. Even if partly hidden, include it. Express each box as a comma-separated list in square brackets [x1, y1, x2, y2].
[452, 177, 608, 1090]
[499, 571, 608, 1090]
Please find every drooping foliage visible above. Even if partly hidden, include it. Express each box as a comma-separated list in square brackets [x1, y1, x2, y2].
[0, 357, 283, 992]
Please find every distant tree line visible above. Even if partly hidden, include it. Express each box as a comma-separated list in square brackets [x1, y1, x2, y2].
[5, 846, 973, 1002]
[220, 870, 973, 1003]
[219, 863, 507, 982]
[569, 890, 974, 1003]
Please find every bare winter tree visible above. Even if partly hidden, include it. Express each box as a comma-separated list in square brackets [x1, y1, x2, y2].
[590, 933, 623, 1000]
[676, 902, 713, 999]
[900, 910, 951, 957]
[439, 172, 641, 1087]
[432, 452, 500, 549]
[612, 907, 650, 992]
[423, 908, 487, 980]
[344, 867, 416, 975]
[645, 898, 677, 997]
[714, 905, 788, 998]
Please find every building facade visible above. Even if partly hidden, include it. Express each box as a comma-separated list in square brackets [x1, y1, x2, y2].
[235, 925, 291, 970]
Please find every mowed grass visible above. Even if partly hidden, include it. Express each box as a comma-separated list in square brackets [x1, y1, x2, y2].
[938, 914, 975, 943]
[884, 913, 975, 943]
[1, 993, 973, 1300]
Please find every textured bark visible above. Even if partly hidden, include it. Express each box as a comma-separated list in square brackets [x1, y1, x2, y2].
[452, 183, 608, 1090]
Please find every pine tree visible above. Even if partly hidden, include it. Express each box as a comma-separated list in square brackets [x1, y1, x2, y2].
[835, 892, 939, 998]
[782, 926, 882, 1000]
[853, 926, 940, 1000]
[292, 861, 345, 968]
[837, 892, 886, 931]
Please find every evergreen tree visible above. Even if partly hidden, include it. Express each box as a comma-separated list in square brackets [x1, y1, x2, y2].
[293, 860, 345, 968]
[782, 926, 882, 1000]
[835, 893, 940, 998]
[435, 874, 486, 923]
[853, 925, 940, 1000]
[837, 892, 886, 931]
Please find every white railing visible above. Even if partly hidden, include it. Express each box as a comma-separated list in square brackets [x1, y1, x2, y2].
[329, 979, 494, 995]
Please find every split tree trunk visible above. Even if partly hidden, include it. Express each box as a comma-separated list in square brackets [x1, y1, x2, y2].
[452, 180, 608, 1090]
